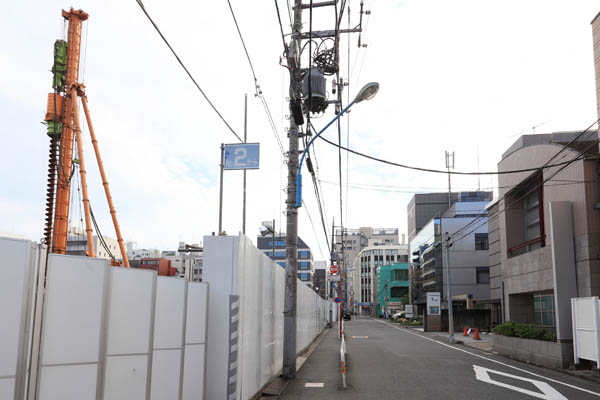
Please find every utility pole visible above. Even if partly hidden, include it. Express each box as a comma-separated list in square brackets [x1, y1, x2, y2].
[445, 233, 455, 344]
[445, 150, 455, 207]
[283, 0, 303, 380]
[242, 94, 247, 235]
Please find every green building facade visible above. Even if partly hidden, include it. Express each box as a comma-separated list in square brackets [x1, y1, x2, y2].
[376, 263, 409, 317]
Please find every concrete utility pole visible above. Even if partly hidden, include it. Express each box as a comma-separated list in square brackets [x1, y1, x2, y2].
[445, 233, 455, 344]
[283, 0, 303, 380]
[445, 150, 454, 207]
[242, 94, 247, 235]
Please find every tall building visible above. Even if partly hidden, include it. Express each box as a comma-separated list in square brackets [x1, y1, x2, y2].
[351, 241, 409, 316]
[407, 192, 493, 243]
[334, 227, 401, 309]
[256, 233, 314, 287]
[408, 192, 493, 316]
[492, 131, 600, 351]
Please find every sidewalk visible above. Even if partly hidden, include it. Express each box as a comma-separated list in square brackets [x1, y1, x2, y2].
[404, 324, 494, 352]
[278, 327, 345, 399]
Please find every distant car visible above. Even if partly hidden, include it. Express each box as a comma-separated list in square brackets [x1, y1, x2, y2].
[343, 312, 352, 321]
[391, 311, 405, 319]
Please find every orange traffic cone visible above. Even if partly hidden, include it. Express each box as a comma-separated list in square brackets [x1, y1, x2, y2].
[474, 328, 481, 340]
[463, 326, 469, 336]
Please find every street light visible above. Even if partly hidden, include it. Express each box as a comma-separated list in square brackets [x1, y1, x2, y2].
[295, 82, 380, 208]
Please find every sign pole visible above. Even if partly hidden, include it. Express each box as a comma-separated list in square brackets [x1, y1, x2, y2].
[242, 94, 247, 235]
[218, 143, 224, 234]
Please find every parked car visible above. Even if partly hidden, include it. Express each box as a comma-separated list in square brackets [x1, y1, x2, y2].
[343, 312, 352, 321]
[391, 311, 406, 319]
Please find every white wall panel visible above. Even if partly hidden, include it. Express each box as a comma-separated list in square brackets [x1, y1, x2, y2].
[186, 283, 208, 344]
[0, 237, 30, 378]
[0, 379, 15, 399]
[154, 278, 185, 349]
[182, 345, 205, 400]
[41, 255, 108, 365]
[106, 268, 154, 355]
[38, 364, 97, 400]
[150, 350, 181, 400]
[104, 355, 148, 400]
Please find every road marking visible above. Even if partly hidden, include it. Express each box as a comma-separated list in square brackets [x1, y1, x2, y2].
[473, 365, 567, 399]
[376, 319, 600, 397]
[305, 382, 324, 387]
[351, 336, 368, 339]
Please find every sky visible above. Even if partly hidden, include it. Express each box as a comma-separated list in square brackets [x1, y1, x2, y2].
[0, 0, 599, 261]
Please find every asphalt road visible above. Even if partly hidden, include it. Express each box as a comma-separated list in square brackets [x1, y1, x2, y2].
[280, 317, 600, 399]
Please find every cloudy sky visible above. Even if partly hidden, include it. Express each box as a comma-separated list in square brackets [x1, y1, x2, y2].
[1, 0, 598, 260]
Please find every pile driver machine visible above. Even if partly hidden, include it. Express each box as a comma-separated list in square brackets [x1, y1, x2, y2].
[43, 8, 129, 267]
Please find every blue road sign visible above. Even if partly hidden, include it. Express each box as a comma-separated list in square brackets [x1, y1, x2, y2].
[224, 143, 260, 170]
[334, 297, 341, 303]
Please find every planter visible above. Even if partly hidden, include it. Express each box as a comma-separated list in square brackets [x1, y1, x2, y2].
[492, 335, 573, 369]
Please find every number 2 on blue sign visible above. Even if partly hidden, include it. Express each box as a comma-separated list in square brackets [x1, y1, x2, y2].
[233, 147, 247, 167]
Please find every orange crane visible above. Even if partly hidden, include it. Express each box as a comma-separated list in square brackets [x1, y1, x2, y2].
[43, 8, 129, 267]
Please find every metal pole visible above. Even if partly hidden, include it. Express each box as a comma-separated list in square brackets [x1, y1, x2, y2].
[446, 151, 454, 207]
[71, 89, 95, 258]
[283, 0, 303, 379]
[81, 95, 129, 266]
[272, 218, 275, 260]
[242, 94, 247, 235]
[445, 233, 455, 344]
[218, 144, 224, 235]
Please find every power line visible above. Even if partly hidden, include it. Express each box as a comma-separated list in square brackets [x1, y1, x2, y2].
[226, 0, 286, 155]
[450, 137, 599, 245]
[317, 119, 599, 175]
[134, 0, 243, 143]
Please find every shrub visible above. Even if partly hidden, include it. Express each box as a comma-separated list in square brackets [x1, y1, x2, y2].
[492, 321, 556, 342]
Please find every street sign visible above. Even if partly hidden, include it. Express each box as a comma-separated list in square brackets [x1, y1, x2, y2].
[224, 143, 260, 170]
[334, 297, 341, 303]
[329, 265, 338, 274]
[405, 304, 413, 318]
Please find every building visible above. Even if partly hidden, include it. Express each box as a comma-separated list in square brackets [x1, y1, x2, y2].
[408, 192, 493, 317]
[334, 227, 402, 310]
[126, 241, 161, 260]
[66, 226, 123, 261]
[136, 257, 177, 276]
[352, 241, 409, 316]
[375, 263, 409, 317]
[313, 261, 327, 299]
[162, 242, 203, 282]
[493, 131, 600, 346]
[256, 233, 314, 287]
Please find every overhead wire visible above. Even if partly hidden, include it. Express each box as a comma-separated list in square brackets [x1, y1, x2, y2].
[449, 135, 600, 246]
[134, 0, 243, 143]
[316, 118, 599, 175]
[447, 123, 599, 241]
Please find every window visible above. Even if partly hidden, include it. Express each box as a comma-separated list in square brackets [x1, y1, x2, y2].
[475, 233, 489, 250]
[298, 272, 310, 281]
[506, 171, 545, 257]
[277, 261, 286, 268]
[534, 294, 555, 327]
[298, 261, 310, 270]
[476, 266, 490, 284]
[390, 286, 408, 298]
[393, 269, 408, 281]
[298, 250, 310, 259]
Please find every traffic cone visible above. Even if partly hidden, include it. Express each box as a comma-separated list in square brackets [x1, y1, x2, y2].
[474, 328, 481, 340]
[463, 326, 468, 336]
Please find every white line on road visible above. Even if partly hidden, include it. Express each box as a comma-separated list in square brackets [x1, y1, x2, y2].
[376, 319, 600, 397]
[474, 365, 567, 400]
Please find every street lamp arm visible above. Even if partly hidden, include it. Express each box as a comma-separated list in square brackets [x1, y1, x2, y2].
[295, 99, 357, 208]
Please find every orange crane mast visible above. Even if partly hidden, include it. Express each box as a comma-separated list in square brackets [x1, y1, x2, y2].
[44, 8, 130, 267]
